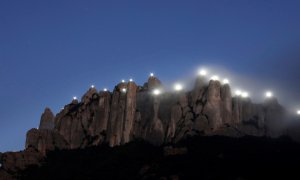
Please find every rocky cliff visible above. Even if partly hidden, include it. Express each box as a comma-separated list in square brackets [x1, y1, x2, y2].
[0, 75, 288, 179]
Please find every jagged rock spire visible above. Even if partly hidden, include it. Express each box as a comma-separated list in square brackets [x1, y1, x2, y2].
[39, 108, 55, 130]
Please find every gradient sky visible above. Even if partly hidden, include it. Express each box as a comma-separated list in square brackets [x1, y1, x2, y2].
[1, 0, 300, 152]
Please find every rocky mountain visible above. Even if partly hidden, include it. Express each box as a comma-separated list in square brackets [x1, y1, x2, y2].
[0, 75, 291, 179]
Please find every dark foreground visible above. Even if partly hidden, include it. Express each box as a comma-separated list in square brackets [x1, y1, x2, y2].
[17, 136, 300, 180]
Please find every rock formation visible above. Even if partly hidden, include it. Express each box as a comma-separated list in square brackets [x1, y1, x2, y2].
[0, 75, 289, 178]
[26, 75, 287, 150]
[39, 108, 55, 130]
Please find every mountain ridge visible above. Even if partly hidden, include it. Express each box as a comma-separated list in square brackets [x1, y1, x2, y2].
[0, 74, 294, 179]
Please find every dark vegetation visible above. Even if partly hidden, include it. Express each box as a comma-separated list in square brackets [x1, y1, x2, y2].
[19, 136, 300, 180]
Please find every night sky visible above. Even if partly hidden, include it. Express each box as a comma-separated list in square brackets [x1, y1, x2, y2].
[1, 0, 300, 152]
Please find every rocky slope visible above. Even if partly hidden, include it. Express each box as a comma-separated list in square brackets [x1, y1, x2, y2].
[0, 75, 289, 179]
[11, 136, 300, 180]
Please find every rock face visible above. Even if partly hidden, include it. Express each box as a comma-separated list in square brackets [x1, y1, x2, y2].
[2, 74, 287, 178]
[24, 75, 287, 152]
[26, 128, 69, 156]
[1, 148, 43, 174]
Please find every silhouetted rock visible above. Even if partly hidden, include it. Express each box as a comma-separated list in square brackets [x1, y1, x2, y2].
[1, 147, 43, 174]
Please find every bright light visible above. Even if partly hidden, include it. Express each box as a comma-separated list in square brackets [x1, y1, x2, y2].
[121, 80, 125, 83]
[174, 83, 183, 91]
[211, 75, 219, 81]
[153, 89, 161, 95]
[73, 96, 77, 100]
[150, 73, 154, 77]
[199, 69, 207, 76]
[103, 88, 108, 92]
[297, 110, 300, 115]
[265, 91, 273, 98]
[223, 78, 229, 84]
[241, 92, 249, 98]
[121, 88, 127, 93]
[91, 85, 95, 88]
[235, 90, 242, 96]
[129, 78, 133, 82]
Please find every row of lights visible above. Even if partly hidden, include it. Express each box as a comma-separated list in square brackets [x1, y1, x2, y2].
[70, 71, 300, 116]
[198, 68, 277, 99]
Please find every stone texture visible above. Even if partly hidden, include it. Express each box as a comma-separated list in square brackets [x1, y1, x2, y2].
[26, 128, 69, 155]
[203, 80, 223, 130]
[39, 108, 55, 130]
[1, 148, 43, 173]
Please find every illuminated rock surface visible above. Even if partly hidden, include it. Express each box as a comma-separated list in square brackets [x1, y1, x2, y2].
[0, 76, 293, 179]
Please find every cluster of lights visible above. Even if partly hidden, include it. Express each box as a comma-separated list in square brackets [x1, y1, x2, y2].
[235, 90, 249, 98]
[67, 70, 300, 116]
[198, 68, 229, 85]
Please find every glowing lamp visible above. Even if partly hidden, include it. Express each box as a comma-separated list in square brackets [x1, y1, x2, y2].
[199, 69, 207, 76]
[241, 92, 249, 98]
[153, 89, 161, 95]
[73, 96, 77, 100]
[150, 73, 154, 77]
[91, 85, 95, 88]
[121, 80, 125, 83]
[265, 91, 273, 98]
[121, 88, 127, 93]
[297, 110, 300, 115]
[211, 75, 219, 81]
[174, 83, 183, 91]
[235, 90, 242, 96]
[129, 78, 133, 82]
[223, 79, 229, 84]
[103, 88, 108, 92]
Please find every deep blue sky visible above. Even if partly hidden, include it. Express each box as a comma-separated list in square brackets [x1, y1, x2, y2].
[1, 0, 300, 152]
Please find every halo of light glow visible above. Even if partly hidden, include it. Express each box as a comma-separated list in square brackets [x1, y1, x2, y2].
[103, 88, 108, 92]
[121, 88, 127, 93]
[121, 80, 125, 83]
[199, 69, 207, 76]
[150, 73, 154, 77]
[265, 91, 273, 98]
[235, 90, 242, 96]
[223, 79, 229, 84]
[174, 83, 183, 91]
[153, 89, 161, 95]
[297, 110, 300, 115]
[129, 78, 133, 82]
[73, 96, 77, 100]
[211, 75, 219, 81]
[91, 85, 95, 88]
[241, 92, 249, 98]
